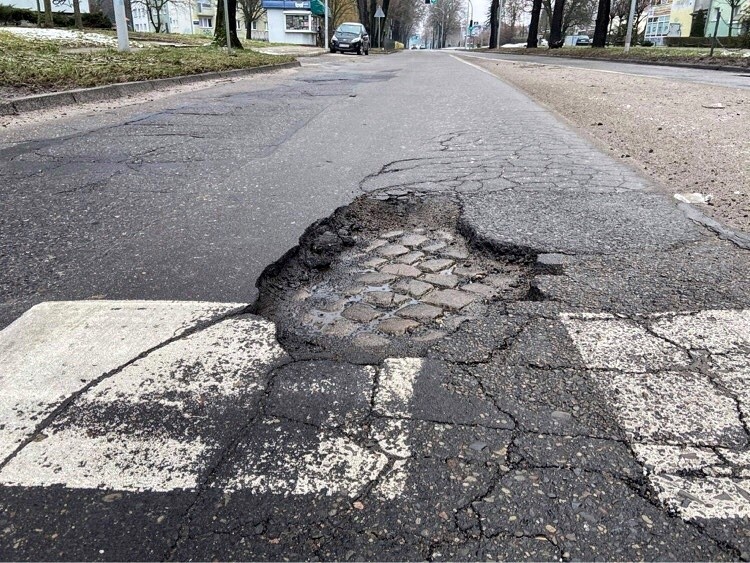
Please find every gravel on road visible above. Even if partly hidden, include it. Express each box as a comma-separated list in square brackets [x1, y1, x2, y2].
[462, 56, 750, 234]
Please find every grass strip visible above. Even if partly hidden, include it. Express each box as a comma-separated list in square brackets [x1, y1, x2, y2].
[0, 31, 296, 94]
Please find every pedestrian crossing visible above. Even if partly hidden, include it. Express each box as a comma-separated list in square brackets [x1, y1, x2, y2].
[0, 303, 421, 500]
[562, 309, 750, 521]
[0, 301, 748, 524]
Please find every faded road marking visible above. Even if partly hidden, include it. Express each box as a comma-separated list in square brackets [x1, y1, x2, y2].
[0, 313, 286, 493]
[0, 300, 245, 464]
[0, 428, 208, 492]
[0, 303, 422, 499]
[562, 309, 750, 521]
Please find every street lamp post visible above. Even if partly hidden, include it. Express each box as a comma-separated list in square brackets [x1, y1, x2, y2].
[223, 0, 232, 51]
[324, 0, 329, 50]
[113, 0, 130, 52]
[623, 0, 637, 53]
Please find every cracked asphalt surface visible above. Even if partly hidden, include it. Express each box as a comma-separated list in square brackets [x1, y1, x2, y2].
[1, 51, 750, 561]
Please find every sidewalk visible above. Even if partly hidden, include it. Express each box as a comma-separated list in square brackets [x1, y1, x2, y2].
[253, 45, 328, 57]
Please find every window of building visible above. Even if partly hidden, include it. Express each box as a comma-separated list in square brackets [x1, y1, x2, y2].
[199, 16, 212, 27]
[645, 15, 670, 38]
[285, 13, 311, 31]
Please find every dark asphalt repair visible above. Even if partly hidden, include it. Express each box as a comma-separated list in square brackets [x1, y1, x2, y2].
[2, 53, 750, 561]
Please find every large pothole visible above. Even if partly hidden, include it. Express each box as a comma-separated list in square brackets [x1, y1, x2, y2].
[254, 195, 538, 362]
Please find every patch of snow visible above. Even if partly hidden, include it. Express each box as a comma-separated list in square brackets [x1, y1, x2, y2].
[0, 26, 140, 48]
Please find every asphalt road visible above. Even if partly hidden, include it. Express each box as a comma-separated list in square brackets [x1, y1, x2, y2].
[0, 53, 440, 329]
[1, 51, 750, 561]
[455, 49, 750, 89]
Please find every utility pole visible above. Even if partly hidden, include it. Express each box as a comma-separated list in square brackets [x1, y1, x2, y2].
[113, 0, 130, 51]
[324, 0, 328, 50]
[623, 0, 637, 52]
[223, 0, 232, 51]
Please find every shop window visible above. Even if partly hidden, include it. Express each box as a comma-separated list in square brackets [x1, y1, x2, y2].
[285, 13, 310, 31]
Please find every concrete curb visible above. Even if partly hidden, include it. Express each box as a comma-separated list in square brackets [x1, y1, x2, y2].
[0, 60, 301, 117]
[464, 50, 750, 74]
[677, 203, 750, 250]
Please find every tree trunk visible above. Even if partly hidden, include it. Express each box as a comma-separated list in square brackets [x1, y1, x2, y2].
[43, 0, 52, 26]
[73, 0, 83, 29]
[214, 0, 244, 48]
[526, 0, 542, 47]
[489, 0, 499, 48]
[548, 0, 565, 47]
[592, 0, 609, 46]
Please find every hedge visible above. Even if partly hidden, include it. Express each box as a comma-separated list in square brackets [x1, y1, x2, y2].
[665, 34, 750, 48]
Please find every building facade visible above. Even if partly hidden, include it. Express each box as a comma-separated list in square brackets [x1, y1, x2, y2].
[7, 0, 90, 13]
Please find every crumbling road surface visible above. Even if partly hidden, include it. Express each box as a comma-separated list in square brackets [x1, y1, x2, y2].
[1, 51, 749, 561]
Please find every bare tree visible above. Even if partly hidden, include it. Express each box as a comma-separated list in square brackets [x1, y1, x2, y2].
[489, 0, 499, 47]
[503, 0, 526, 35]
[130, 0, 189, 31]
[388, 0, 425, 44]
[214, 0, 243, 46]
[43, 0, 53, 25]
[591, 0, 609, 46]
[52, 0, 84, 27]
[526, 0, 542, 46]
[727, 0, 743, 35]
[548, 0, 565, 46]
[542, 0, 595, 36]
[425, 0, 464, 47]
[237, 0, 263, 38]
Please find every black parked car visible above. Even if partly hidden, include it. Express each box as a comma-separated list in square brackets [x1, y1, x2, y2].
[330, 22, 370, 55]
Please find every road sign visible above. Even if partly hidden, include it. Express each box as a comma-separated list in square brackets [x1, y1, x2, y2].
[374, 5, 385, 17]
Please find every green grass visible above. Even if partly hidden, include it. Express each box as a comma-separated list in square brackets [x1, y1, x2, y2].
[0, 30, 296, 94]
[489, 45, 750, 66]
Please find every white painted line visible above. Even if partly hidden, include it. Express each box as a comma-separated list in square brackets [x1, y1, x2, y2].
[561, 316, 690, 372]
[650, 310, 750, 354]
[0, 300, 245, 463]
[450, 54, 507, 80]
[0, 315, 286, 492]
[224, 421, 387, 498]
[87, 316, 285, 408]
[651, 474, 750, 520]
[597, 370, 744, 447]
[562, 309, 750, 521]
[633, 444, 722, 475]
[0, 428, 208, 492]
[374, 358, 423, 417]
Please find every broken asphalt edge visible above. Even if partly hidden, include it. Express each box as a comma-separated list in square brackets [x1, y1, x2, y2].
[677, 202, 750, 250]
[462, 49, 750, 74]
[0, 60, 301, 117]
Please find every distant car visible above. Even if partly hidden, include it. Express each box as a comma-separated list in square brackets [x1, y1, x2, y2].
[330, 23, 370, 55]
[575, 35, 592, 45]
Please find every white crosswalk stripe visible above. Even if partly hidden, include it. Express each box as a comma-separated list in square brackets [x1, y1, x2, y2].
[562, 309, 750, 521]
[0, 300, 245, 463]
[0, 302, 424, 500]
